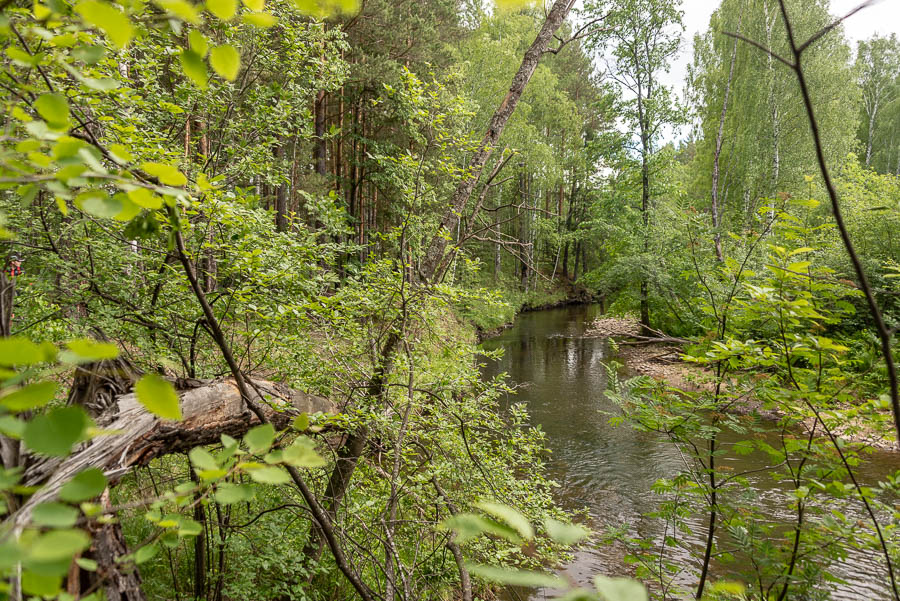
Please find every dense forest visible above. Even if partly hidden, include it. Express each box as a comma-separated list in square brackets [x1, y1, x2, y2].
[1, 0, 900, 599]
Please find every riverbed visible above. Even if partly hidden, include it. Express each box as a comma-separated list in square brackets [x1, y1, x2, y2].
[480, 304, 897, 601]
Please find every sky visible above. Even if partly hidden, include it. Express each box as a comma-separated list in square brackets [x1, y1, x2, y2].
[662, 0, 900, 99]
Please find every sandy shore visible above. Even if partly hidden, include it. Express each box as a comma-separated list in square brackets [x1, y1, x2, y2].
[586, 316, 897, 452]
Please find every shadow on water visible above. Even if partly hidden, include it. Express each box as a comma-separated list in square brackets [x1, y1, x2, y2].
[480, 304, 896, 601]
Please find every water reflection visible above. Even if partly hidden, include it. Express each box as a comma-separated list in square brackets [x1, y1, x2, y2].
[481, 305, 895, 600]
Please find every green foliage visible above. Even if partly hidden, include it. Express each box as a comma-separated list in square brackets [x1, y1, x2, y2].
[135, 374, 182, 420]
[1, 0, 896, 599]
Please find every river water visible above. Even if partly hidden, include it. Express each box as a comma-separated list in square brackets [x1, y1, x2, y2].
[480, 304, 897, 601]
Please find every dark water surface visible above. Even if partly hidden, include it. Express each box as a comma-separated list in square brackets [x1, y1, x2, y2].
[480, 304, 897, 600]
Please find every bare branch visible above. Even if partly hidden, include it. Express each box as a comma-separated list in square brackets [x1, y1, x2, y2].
[721, 31, 794, 68]
[544, 15, 611, 55]
[798, 0, 885, 54]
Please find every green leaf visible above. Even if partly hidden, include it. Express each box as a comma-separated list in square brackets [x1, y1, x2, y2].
[293, 413, 309, 431]
[6, 46, 39, 67]
[141, 162, 188, 187]
[214, 482, 255, 504]
[241, 11, 276, 27]
[74, 0, 134, 49]
[34, 93, 70, 129]
[178, 517, 203, 536]
[282, 437, 326, 467]
[594, 576, 648, 601]
[155, 0, 200, 22]
[709, 581, 746, 595]
[189, 447, 219, 472]
[732, 440, 755, 456]
[0, 541, 24, 570]
[244, 423, 275, 454]
[127, 187, 163, 209]
[293, 0, 358, 15]
[21, 572, 63, 597]
[206, 0, 236, 19]
[247, 466, 291, 484]
[0, 337, 44, 366]
[76, 557, 98, 571]
[466, 563, 564, 588]
[32, 502, 79, 528]
[23, 407, 89, 457]
[74, 191, 122, 219]
[441, 513, 521, 545]
[0, 381, 58, 413]
[242, 0, 262, 9]
[134, 374, 182, 420]
[209, 44, 240, 81]
[159, 531, 180, 548]
[71, 45, 106, 64]
[0, 415, 26, 438]
[82, 76, 120, 91]
[134, 543, 159, 564]
[787, 261, 811, 274]
[29, 529, 91, 562]
[109, 143, 132, 163]
[476, 501, 533, 540]
[59, 468, 107, 502]
[66, 338, 119, 361]
[115, 196, 142, 221]
[544, 518, 590, 545]
[188, 30, 209, 57]
[179, 49, 208, 89]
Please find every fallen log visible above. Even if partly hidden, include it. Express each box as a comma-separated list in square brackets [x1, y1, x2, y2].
[15, 378, 336, 528]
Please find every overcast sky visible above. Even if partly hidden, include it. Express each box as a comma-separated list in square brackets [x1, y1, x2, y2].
[662, 0, 900, 98]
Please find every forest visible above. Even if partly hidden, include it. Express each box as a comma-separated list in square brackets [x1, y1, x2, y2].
[1, 0, 900, 599]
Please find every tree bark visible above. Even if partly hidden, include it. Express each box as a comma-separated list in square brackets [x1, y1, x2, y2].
[85, 490, 146, 601]
[866, 98, 879, 167]
[275, 144, 289, 232]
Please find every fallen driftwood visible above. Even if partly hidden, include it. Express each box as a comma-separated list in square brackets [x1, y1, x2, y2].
[588, 317, 691, 345]
[5, 378, 334, 601]
[15, 378, 336, 528]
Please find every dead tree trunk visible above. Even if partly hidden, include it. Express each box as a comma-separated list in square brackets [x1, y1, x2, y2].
[15, 379, 335, 526]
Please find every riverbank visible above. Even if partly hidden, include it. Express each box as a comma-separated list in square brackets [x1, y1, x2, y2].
[475, 288, 597, 342]
[587, 316, 898, 451]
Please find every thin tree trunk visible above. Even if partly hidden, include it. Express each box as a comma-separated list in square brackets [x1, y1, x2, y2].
[764, 0, 781, 198]
[275, 143, 288, 232]
[711, 8, 742, 262]
[866, 99, 878, 167]
[314, 90, 327, 177]
[639, 137, 651, 333]
[190, 466, 207, 601]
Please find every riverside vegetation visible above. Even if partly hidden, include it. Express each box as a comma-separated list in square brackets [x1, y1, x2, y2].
[1, 0, 900, 599]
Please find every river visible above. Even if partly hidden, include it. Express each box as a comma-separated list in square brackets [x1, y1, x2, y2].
[480, 304, 897, 601]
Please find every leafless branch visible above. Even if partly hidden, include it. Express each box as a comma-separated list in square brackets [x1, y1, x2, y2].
[798, 0, 884, 53]
[544, 15, 611, 55]
[721, 31, 794, 68]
